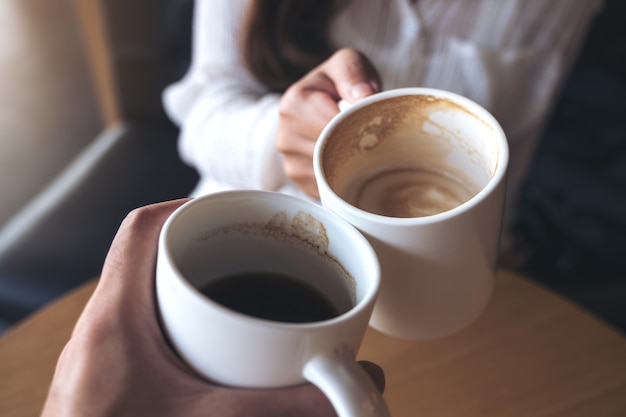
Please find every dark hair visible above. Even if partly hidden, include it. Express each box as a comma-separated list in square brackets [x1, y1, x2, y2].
[241, 0, 345, 92]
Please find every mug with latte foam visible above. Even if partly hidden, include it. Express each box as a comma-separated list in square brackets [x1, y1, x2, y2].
[314, 88, 509, 340]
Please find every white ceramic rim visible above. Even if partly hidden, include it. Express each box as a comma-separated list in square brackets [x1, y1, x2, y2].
[158, 190, 381, 330]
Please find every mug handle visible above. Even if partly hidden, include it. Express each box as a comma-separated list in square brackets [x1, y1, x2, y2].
[303, 349, 391, 417]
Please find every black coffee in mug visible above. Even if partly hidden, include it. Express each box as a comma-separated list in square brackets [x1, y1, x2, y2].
[181, 214, 357, 325]
[198, 271, 344, 323]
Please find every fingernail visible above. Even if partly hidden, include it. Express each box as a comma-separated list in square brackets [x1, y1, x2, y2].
[350, 82, 375, 99]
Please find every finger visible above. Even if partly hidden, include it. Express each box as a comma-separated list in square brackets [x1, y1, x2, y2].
[358, 360, 386, 394]
[321, 48, 381, 103]
[279, 84, 340, 134]
[299, 177, 320, 200]
[280, 153, 319, 198]
[82, 198, 192, 328]
[275, 123, 319, 156]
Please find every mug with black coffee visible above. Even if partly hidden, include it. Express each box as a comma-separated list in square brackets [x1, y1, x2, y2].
[156, 191, 390, 417]
[314, 88, 509, 340]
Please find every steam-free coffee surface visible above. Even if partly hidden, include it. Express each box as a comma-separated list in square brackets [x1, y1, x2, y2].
[198, 272, 343, 323]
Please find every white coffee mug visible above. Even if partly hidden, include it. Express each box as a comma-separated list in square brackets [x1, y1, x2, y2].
[156, 191, 390, 417]
[314, 88, 509, 340]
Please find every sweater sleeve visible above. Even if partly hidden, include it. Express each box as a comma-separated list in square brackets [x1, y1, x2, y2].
[162, 0, 287, 191]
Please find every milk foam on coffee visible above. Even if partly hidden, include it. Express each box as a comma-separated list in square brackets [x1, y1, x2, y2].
[322, 95, 490, 218]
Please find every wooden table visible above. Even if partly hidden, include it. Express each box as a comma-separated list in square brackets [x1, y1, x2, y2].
[1, 269, 625, 417]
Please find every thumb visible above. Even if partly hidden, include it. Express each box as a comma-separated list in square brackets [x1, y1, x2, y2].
[325, 48, 381, 103]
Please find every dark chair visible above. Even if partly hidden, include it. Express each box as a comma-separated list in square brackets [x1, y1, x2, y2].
[0, 0, 198, 332]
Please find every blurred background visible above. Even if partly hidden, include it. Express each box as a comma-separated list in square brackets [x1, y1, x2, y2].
[514, 0, 626, 333]
[0, 0, 100, 331]
[0, 0, 198, 333]
[0, 0, 624, 334]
